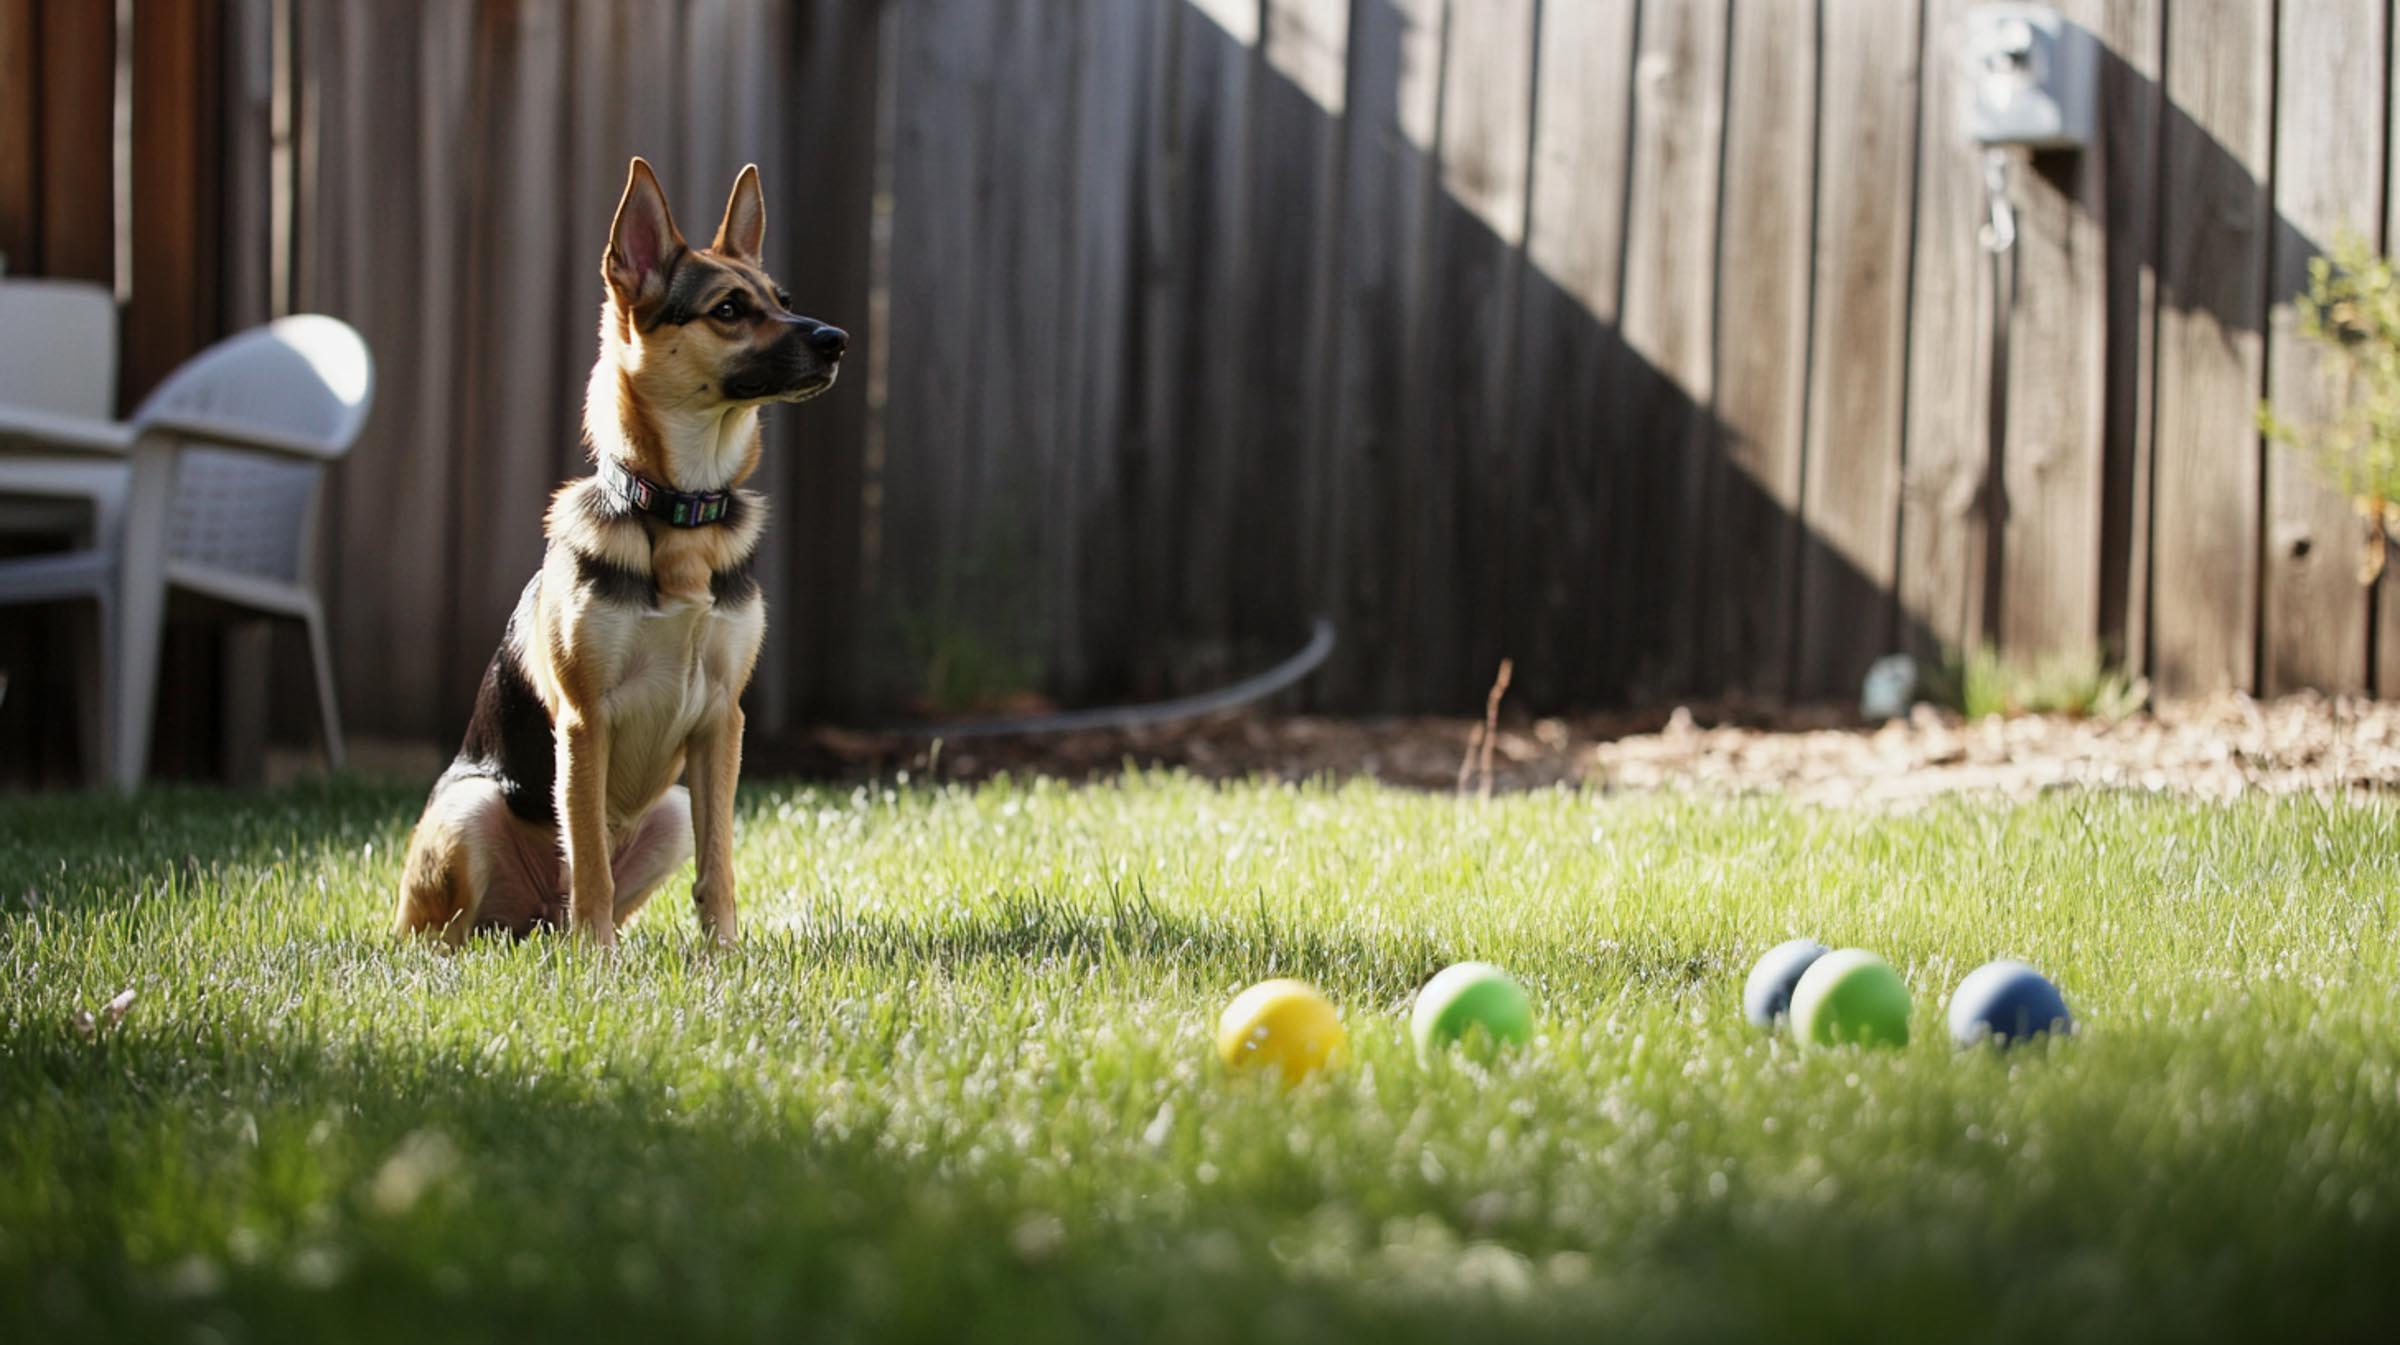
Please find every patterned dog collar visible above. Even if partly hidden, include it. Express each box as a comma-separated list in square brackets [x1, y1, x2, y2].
[602, 459, 731, 527]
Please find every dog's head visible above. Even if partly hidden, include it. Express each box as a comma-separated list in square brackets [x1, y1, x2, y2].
[600, 158, 845, 409]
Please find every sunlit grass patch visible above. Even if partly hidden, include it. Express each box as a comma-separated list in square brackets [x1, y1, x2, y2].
[4, 776, 2398, 1341]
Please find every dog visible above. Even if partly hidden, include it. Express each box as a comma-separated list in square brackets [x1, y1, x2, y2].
[392, 158, 845, 947]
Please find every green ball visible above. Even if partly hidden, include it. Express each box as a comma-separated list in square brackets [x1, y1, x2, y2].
[1788, 949, 1911, 1049]
[1411, 962, 1533, 1062]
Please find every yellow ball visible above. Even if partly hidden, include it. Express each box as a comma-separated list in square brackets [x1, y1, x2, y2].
[1216, 979, 1347, 1085]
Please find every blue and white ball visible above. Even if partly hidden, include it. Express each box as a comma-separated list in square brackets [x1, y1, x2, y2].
[1947, 959, 2073, 1046]
[1743, 938, 1831, 1027]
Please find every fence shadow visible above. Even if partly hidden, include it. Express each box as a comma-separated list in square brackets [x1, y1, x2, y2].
[939, 0, 2321, 719]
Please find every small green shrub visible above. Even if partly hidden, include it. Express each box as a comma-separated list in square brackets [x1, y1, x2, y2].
[2259, 231, 2400, 580]
[1928, 645, 2149, 721]
[897, 608, 1041, 716]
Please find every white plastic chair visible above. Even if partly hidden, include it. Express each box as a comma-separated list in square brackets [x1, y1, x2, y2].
[0, 313, 375, 789]
[0, 278, 127, 547]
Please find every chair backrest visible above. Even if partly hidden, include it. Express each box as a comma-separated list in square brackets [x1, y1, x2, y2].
[0, 277, 118, 418]
[134, 315, 375, 584]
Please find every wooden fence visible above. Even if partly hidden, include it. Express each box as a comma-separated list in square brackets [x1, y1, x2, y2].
[5, 0, 2399, 770]
[870, 0, 2379, 716]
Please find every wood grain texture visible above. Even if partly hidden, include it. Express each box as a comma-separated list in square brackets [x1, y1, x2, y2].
[1421, 0, 1536, 708]
[772, 0, 881, 722]
[303, 0, 470, 737]
[1511, 0, 1637, 709]
[36, 0, 112, 285]
[0, 0, 37, 270]
[982, 4, 1076, 699]
[1235, 0, 1348, 705]
[1899, 0, 1996, 665]
[220, 0, 276, 333]
[2262, 0, 2383, 695]
[2094, 0, 2162, 673]
[1796, 0, 1920, 699]
[2149, 0, 2269, 696]
[1712, 0, 1816, 703]
[446, 1, 571, 722]
[1059, 0, 1157, 697]
[125, 0, 223, 406]
[1617, 0, 1728, 702]
[1123, 0, 1187, 701]
[1316, 0, 1443, 707]
[1995, 0, 2112, 663]
[1164, 0, 1253, 692]
[878, 0, 997, 701]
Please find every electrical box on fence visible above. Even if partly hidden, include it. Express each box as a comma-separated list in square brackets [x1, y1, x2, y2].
[1961, 4, 2096, 151]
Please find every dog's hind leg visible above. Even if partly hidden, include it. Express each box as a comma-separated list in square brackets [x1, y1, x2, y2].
[393, 778, 492, 946]
[609, 784, 696, 928]
[394, 778, 560, 945]
[394, 837, 473, 946]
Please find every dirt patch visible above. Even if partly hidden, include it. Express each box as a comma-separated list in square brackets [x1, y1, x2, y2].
[1590, 694, 2400, 806]
[769, 692, 2400, 805]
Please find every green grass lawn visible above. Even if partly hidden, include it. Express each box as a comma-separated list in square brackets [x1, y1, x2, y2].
[5, 774, 2399, 1342]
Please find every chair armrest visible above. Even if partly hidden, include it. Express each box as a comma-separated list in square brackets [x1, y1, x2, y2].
[0, 403, 137, 456]
[137, 411, 350, 463]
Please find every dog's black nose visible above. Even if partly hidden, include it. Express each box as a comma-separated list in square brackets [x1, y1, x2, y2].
[807, 324, 848, 360]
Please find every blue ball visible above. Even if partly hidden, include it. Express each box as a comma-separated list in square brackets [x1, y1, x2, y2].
[1947, 960, 2074, 1046]
[1744, 938, 1831, 1027]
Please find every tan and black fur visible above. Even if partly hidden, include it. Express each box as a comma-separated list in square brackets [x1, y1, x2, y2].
[393, 158, 843, 947]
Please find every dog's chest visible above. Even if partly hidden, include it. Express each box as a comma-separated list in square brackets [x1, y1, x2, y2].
[603, 594, 756, 738]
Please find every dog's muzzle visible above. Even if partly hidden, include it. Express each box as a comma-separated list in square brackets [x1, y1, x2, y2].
[726, 319, 847, 402]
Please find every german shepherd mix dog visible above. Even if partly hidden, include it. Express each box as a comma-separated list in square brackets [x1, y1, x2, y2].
[393, 159, 844, 947]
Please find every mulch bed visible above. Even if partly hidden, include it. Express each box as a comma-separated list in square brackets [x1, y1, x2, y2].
[764, 693, 2400, 806]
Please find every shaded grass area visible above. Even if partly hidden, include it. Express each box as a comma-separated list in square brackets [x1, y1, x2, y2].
[3, 776, 2399, 1342]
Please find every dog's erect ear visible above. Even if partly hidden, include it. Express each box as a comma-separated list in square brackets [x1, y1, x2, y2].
[711, 164, 766, 265]
[604, 157, 685, 307]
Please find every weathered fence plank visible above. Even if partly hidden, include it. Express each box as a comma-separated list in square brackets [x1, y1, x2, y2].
[36, 0, 113, 286]
[1246, 0, 1348, 702]
[1508, 0, 1637, 710]
[771, 0, 882, 722]
[1617, 0, 1728, 701]
[1994, 0, 2110, 662]
[2261, 0, 2384, 696]
[125, 0, 223, 406]
[1165, 0, 1256, 693]
[2096, 0, 2162, 673]
[879, 0, 997, 708]
[1122, 0, 1187, 700]
[1319, 0, 1443, 706]
[1422, 0, 1537, 707]
[1796, 0, 1919, 700]
[0, 0, 34, 270]
[1056, 0, 1158, 700]
[1713, 0, 1817, 703]
[447, 1, 572, 720]
[301, 0, 461, 737]
[220, 0, 276, 332]
[1900, 0, 1996, 666]
[2149, 0, 2270, 696]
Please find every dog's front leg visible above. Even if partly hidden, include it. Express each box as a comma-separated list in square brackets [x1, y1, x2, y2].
[685, 704, 743, 945]
[559, 708, 618, 946]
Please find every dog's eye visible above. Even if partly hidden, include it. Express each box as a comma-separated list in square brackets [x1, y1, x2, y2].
[774, 289, 792, 309]
[711, 299, 741, 321]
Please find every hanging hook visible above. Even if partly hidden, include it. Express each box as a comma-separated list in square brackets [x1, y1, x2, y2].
[1978, 147, 2017, 255]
